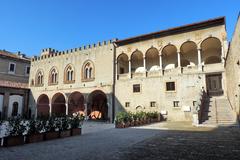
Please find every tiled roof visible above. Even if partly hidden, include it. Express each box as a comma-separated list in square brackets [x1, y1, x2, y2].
[115, 17, 225, 46]
[0, 80, 29, 89]
[0, 50, 30, 62]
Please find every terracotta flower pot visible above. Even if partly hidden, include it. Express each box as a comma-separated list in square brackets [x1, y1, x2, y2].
[130, 121, 135, 126]
[71, 128, 81, 136]
[60, 130, 71, 138]
[116, 122, 124, 128]
[26, 133, 44, 143]
[3, 135, 24, 147]
[45, 131, 60, 140]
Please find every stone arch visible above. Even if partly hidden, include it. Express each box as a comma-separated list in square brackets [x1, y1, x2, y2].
[136, 105, 143, 111]
[52, 93, 66, 117]
[201, 37, 222, 64]
[161, 45, 178, 69]
[145, 47, 160, 71]
[87, 90, 108, 120]
[49, 66, 58, 84]
[64, 64, 75, 83]
[131, 50, 144, 73]
[82, 60, 95, 81]
[117, 53, 129, 74]
[37, 94, 50, 117]
[68, 91, 85, 116]
[180, 41, 198, 67]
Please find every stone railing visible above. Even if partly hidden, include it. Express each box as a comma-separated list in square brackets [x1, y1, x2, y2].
[132, 72, 146, 78]
[182, 65, 198, 74]
[147, 71, 162, 77]
[118, 73, 129, 80]
[203, 63, 224, 73]
[192, 89, 205, 126]
[163, 68, 180, 76]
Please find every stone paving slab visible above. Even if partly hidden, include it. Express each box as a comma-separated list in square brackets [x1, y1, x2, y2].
[0, 121, 239, 160]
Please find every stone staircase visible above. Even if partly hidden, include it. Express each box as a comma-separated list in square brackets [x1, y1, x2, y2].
[201, 96, 238, 127]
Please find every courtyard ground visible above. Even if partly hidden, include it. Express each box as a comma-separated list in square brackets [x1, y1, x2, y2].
[0, 121, 239, 160]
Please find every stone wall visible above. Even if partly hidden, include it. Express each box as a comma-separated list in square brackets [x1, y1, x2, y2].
[225, 15, 240, 119]
[29, 40, 115, 121]
[0, 56, 30, 83]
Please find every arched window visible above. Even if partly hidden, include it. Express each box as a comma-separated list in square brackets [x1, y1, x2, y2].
[64, 64, 75, 83]
[12, 102, 18, 117]
[36, 70, 44, 86]
[49, 67, 58, 84]
[82, 61, 94, 81]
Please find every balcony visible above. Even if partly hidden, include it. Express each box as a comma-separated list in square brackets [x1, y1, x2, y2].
[203, 63, 224, 73]
[118, 73, 128, 80]
[182, 65, 198, 74]
[132, 72, 146, 78]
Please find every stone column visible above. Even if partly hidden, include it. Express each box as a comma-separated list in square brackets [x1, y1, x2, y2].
[198, 48, 202, 70]
[159, 54, 163, 70]
[49, 103, 52, 117]
[177, 52, 181, 68]
[221, 45, 225, 63]
[65, 103, 68, 115]
[115, 61, 118, 80]
[84, 103, 88, 120]
[3, 92, 10, 119]
[128, 60, 131, 78]
[143, 56, 146, 71]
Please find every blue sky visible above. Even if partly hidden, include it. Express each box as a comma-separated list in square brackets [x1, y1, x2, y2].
[0, 0, 239, 56]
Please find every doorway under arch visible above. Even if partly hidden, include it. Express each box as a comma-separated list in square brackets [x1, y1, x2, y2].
[87, 90, 108, 120]
[68, 91, 85, 116]
[52, 93, 66, 117]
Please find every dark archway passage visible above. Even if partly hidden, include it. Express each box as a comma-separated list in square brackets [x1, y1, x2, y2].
[68, 91, 85, 116]
[87, 90, 108, 120]
[37, 94, 50, 117]
[52, 93, 66, 117]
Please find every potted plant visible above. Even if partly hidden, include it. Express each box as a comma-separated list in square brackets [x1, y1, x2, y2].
[59, 116, 71, 138]
[25, 119, 44, 143]
[70, 113, 84, 136]
[132, 113, 138, 126]
[151, 112, 159, 122]
[44, 117, 59, 140]
[3, 116, 26, 147]
[115, 112, 130, 128]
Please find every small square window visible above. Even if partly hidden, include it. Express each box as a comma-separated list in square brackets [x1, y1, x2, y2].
[125, 102, 130, 107]
[150, 101, 156, 107]
[133, 84, 141, 93]
[166, 82, 175, 91]
[173, 101, 179, 107]
[9, 63, 16, 73]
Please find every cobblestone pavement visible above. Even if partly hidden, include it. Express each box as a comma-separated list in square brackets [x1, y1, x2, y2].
[0, 121, 239, 160]
[114, 123, 240, 160]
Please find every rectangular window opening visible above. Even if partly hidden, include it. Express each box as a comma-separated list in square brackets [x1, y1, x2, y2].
[166, 82, 175, 91]
[9, 63, 16, 73]
[173, 101, 180, 107]
[150, 101, 156, 107]
[133, 84, 141, 93]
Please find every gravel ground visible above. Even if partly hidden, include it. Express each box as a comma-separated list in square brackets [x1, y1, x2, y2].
[0, 121, 239, 160]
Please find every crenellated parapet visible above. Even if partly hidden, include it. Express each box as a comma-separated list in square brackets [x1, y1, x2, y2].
[31, 39, 117, 62]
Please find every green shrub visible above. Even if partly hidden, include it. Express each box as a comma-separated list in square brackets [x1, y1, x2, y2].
[7, 116, 26, 136]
